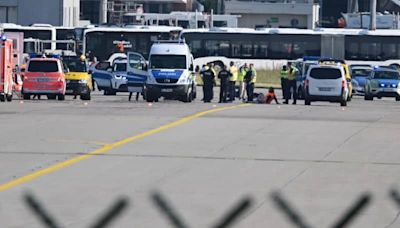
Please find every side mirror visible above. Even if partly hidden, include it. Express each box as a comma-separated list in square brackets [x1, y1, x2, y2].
[107, 67, 113, 72]
[142, 63, 148, 71]
[189, 64, 194, 71]
[64, 69, 69, 73]
[88, 70, 93, 74]
[20, 68, 26, 73]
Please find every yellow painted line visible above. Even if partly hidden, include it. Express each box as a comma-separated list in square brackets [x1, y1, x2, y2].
[0, 104, 250, 192]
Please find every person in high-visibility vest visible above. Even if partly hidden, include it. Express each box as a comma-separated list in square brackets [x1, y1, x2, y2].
[228, 61, 238, 102]
[284, 62, 298, 105]
[280, 65, 289, 100]
[238, 63, 248, 101]
[245, 63, 257, 102]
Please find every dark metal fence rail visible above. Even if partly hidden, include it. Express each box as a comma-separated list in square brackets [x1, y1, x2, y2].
[12, 189, 400, 228]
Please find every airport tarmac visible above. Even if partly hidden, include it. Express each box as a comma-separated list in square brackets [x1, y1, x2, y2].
[0, 89, 399, 228]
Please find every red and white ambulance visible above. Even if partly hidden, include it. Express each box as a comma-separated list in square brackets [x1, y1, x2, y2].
[0, 35, 14, 102]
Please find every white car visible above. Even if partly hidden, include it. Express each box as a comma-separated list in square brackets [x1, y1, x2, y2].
[304, 64, 349, 106]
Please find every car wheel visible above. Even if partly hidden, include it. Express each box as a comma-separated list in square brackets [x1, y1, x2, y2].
[58, 94, 65, 101]
[6, 94, 12, 102]
[305, 99, 311, 105]
[23, 94, 30, 100]
[81, 91, 91, 100]
[0, 94, 5, 102]
[396, 96, 400, 101]
[47, 94, 56, 100]
[340, 99, 347, 106]
[364, 94, 373, 101]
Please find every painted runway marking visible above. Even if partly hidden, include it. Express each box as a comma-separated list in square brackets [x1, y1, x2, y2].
[0, 104, 250, 192]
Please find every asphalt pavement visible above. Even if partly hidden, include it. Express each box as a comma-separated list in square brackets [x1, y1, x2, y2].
[0, 88, 400, 228]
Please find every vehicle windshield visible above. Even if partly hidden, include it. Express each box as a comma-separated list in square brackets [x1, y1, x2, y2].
[28, 61, 59, 72]
[309, 68, 342, 79]
[351, 68, 371, 77]
[374, 71, 400, 80]
[150, 55, 186, 69]
[114, 62, 127, 72]
[63, 59, 87, 72]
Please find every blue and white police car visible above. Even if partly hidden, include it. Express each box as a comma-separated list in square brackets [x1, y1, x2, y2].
[364, 66, 400, 101]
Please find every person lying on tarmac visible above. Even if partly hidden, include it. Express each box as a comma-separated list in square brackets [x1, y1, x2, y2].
[265, 87, 280, 104]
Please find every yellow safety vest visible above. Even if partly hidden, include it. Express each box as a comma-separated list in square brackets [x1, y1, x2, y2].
[239, 68, 247, 82]
[287, 67, 298, 81]
[251, 69, 257, 83]
[229, 66, 238, 82]
[280, 70, 288, 79]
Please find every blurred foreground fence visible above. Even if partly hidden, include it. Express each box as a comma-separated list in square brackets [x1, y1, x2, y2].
[14, 189, 400, 228]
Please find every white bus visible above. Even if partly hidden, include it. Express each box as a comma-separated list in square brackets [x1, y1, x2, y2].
[83, 26, 182, 61]
[1, 23, 56, 52]
[180, 27, 400, 69]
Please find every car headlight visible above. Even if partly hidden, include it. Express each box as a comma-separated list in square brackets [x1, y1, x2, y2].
[114, 75, 122, 79]
[79, 79, 87, 83]
[147, 76, 156, 83]
[392, 83, 397, 88]
[66, 80, 71, 83]
[178, 76, 188, 84]
[380, 83, 385, 87]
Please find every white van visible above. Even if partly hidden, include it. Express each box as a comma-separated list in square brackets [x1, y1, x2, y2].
[145, 40, 196, 102]
[304, 64, 349, 106]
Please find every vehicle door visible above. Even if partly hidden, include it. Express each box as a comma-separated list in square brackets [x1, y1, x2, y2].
[126, 52, 148, 92]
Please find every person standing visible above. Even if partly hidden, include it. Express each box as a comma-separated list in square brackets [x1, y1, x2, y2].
[218, 65, 231, 103]
[228, 61, 238, 102]
[245, 64, 257, 103]
[238, 63, 248, 101]
[202, 63, 215, 103]
[285, 62, 298, 105]
[280, 65, 289, 100]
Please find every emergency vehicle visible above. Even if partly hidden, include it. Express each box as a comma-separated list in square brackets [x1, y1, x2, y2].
[63, 55, 92, 100]
[145, 40, 196, 102]
[22, 54, 66, 100]
[0, 35, 14, 102]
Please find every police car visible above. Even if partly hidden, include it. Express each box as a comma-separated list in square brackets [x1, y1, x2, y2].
[364, 67, 400, 101]
[144, 40, 196, 102]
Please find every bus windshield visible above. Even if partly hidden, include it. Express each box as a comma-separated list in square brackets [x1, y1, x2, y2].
[150, 55, 186, 69]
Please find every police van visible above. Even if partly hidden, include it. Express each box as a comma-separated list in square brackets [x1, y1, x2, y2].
[145, 40, 196, 102]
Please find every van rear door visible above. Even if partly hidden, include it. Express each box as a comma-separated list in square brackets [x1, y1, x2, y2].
[308, 67, 343, 96]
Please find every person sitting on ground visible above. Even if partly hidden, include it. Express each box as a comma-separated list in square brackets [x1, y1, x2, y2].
[265, 87, 280, 104]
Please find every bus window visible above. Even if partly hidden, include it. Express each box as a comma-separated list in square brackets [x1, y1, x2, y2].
[231, 41, 241, 58]
[253, 41, 268, 58]
[205, 40, 230, 56]
[242, 41, 253, 57]
[188, 40, 203, 58]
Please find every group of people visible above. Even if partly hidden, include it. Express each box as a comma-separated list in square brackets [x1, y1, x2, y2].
[198, 61, 257, 103]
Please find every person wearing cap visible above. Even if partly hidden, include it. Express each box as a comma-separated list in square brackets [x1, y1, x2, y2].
[284, 62, 298, 105]
[280, 65, 289, 100]
[202, 63, 216, 102]
[218, 64, 231, 103]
